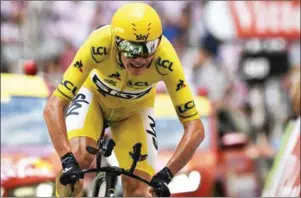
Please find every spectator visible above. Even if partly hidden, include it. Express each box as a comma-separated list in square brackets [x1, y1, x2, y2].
[1, 1, 25, 73]
[59, 41, 77, 73]
[189, 32, 230, 104]
[22, 1, 64, 73]
[42, 55, 63, 92]
[51, 1, 97, 48]
[152, 1, 191, 56]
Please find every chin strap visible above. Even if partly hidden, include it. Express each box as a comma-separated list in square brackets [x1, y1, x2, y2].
[116, 52, 125, 69]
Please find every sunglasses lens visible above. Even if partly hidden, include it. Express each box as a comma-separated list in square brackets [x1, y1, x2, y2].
[116, 37, 159, 58]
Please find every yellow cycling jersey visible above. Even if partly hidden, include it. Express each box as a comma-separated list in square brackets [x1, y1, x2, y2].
[53, 25, 200, 123]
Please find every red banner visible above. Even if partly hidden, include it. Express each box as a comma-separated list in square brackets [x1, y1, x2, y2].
[228, 1, 300, 39]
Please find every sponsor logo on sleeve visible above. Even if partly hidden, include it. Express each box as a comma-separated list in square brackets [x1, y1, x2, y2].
[176, 100, 198, 118]
[73, 60, 83, 72]
[91, 46, 108, 63]
[176, 79, 186, 91]
[156, 57, 173, 75]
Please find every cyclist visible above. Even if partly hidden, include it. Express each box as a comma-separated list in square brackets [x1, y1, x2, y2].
[44, 2, 205, 197]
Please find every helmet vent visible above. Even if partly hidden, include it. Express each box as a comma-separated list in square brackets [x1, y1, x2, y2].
[147, 23, 151, 31]
[132, 23, 137, 32]
[111, 3, 162, 41]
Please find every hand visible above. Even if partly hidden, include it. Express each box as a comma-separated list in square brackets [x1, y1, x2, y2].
[59, 153, 82, 186]
[149, 167, 173, 197]
[147, 186, 155, 197]
[148, 182, 170, 197]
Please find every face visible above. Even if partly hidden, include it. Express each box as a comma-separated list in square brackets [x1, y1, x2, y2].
[121, 53, 154, 75]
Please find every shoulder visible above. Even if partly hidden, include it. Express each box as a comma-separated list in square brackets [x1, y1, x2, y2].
[153, 36, 181, 76]
[156, 35, 176, 55]
[90, 24, 112, 40]
[87, 25, 112, 63]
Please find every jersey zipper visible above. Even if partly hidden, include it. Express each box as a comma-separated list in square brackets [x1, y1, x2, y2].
[119, 70, 128, 92]
[108, 68, 128, 120]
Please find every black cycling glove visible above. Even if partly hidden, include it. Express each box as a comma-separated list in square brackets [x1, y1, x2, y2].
[59, 153, 82, 186]
[150, 167, 173, 197]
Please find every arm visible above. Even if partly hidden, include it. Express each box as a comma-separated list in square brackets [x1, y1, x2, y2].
[157, 37, 205, 175]
[166, 119, 204, 175]
[44, 96, 70, 158]
[43, 26, 110, 158]
[149, 37, 205, 197]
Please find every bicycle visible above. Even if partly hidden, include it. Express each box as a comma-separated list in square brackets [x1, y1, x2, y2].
[67, 122, 169, 197]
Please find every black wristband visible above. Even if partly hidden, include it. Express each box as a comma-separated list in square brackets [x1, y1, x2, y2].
[61, 152, 73, 161]
[157, 167, 174, 184]
[60, 152, 78, 169]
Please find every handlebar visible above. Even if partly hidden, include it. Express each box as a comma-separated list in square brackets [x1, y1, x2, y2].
[81, 142, 151, 185]
[73, 166, 151, 186]
[68, 141, 169, 196]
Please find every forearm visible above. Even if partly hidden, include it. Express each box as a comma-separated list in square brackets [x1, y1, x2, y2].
[44, 96, 71, 158]
[165, 119, 205, 175]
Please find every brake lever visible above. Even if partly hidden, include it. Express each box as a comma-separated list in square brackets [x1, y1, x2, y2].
[103, 139, 116, 157]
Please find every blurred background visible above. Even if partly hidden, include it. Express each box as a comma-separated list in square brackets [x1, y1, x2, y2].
[1, 1, 300, 197]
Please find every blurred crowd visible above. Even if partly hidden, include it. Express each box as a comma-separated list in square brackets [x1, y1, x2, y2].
[1, 1, 300, 150]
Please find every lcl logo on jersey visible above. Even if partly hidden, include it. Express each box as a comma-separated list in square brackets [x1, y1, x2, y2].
[91, 46, 108, 63]
[156, 57, 173, 76]
[58, 80, 78, 97]
[127, 80, 150, 89]
[176, 100, 198, 118]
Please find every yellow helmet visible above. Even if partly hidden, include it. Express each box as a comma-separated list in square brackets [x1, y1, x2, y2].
[111, 3, 162, 42]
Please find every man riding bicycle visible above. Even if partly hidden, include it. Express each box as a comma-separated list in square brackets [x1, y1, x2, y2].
[44, 2, 205, 197]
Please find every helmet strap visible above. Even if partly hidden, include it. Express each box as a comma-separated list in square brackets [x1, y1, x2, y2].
[116, 52, 125, 69]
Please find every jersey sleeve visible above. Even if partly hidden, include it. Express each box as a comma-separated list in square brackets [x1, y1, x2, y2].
[52, 26, 111, 103]
[156, 37, 200, 123]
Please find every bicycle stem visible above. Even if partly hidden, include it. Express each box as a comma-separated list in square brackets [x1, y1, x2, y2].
[129, 159, 138, 174]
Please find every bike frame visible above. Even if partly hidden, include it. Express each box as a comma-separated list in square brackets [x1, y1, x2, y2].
[69, 121, 154, 197]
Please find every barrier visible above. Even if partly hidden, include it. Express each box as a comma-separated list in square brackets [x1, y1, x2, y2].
[262, 117, 300, 197]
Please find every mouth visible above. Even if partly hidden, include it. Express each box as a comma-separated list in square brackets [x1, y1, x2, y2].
[130, 63, 145, 68]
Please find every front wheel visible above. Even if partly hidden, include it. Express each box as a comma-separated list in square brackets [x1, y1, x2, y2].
[92, 172, 117, 197]
[92, 172, 107, 197]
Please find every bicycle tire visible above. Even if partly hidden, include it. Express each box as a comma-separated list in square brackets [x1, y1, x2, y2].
[92, 172, 107, 197]
[92, 172, 118, 197]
